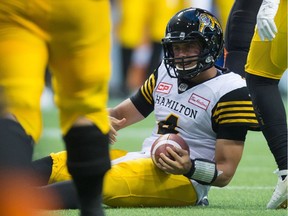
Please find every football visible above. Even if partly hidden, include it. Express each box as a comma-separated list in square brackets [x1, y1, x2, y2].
[150, 133, 189, 165]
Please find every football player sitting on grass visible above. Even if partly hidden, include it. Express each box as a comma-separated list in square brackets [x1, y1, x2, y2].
[32, 8, 260, 209]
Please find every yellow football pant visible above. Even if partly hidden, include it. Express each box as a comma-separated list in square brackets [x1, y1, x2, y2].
[245, 0, 287, 79]
[117, 0, 189, 48]
[0, 0, 111, 141]
[50, 150, 197, 207]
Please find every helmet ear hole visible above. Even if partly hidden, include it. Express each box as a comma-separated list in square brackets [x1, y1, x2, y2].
[161, 7, 224, 79]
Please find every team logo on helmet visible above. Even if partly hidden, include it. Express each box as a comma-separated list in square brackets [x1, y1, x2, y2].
[198, 13, 220, 33]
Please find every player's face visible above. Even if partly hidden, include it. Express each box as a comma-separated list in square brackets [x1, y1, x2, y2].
[172, 42, 201, 71]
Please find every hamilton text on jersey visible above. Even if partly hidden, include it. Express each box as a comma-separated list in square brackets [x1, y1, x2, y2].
[155, 95, 198, 119]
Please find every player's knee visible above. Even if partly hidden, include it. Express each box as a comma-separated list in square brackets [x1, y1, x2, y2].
[72, 117, 94, 127]
[63, 125, 111, 177]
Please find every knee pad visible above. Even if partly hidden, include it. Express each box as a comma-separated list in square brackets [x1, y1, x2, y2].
[64, 125, 111, 177]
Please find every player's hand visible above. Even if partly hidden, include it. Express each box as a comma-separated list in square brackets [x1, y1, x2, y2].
[256, 0, 280, 41]
[109, 116, 126, 144]
[156, 147, 192, 175]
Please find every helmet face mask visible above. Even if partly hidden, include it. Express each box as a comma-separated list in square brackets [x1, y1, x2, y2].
[162, 8, 224, 80]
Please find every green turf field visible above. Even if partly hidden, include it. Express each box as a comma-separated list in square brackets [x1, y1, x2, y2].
[36, 99, 287, 216]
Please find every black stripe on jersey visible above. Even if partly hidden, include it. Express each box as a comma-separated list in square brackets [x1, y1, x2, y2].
[217, 125, 248, 141]
[212, 87, 260, 131]
[130, 72, 156, 117]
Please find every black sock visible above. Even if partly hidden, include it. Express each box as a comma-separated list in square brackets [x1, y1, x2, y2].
[38, 180, 79, 209]
[0, 118, 33, 169]
[64, 125, 110, 216]
[31, 156, 53, 186]
[264, 124, 287, 171]
[73, 175, 104, 216]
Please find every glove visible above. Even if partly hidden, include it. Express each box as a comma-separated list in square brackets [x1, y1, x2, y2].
[256, 0, 280, 41]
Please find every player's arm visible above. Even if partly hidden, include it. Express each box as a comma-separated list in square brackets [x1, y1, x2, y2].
[109, 71, 157, 131]
[212, 137, 244, 187]
[211, 87, 259, 186]
[108, 98, 145, 131]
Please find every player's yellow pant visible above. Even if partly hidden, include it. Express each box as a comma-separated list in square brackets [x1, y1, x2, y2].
[245, 0, 287, 79]
[213, 0, 234, 32]
[0, 0, 111, 141]
[50, 150, 197, 207]
[117, 0, 189, 48]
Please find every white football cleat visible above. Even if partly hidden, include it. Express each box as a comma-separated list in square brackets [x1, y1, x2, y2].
[267, 169, 288, 209]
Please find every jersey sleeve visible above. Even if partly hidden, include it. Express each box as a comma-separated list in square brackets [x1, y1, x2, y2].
[211, 87, 260, 141]
[130, 71, 157, 117]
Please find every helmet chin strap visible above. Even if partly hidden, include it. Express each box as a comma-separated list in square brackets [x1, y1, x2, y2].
[185, 71, 201, 80]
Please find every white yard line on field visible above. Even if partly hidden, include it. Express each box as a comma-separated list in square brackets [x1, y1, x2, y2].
[214, 186, 274, 190]
[42, 127, 152, 139]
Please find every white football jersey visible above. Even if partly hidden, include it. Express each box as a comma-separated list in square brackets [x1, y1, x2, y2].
[131, 61, 258, 161]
